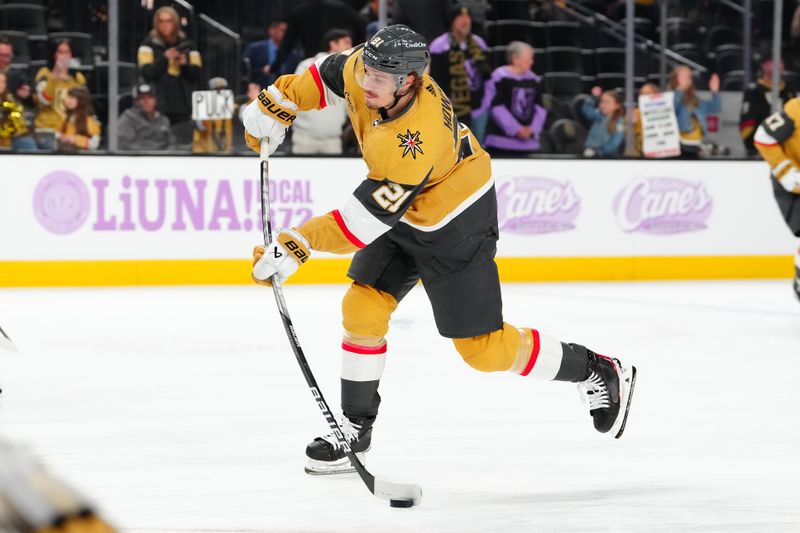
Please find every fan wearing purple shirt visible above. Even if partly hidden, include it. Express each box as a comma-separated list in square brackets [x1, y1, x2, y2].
[480, 41, 547, 156]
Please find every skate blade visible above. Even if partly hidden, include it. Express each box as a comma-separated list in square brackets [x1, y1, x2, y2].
[612, 365, 637, 439]
[304, 451, 367, 476]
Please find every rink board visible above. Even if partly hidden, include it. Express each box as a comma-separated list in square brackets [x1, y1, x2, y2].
[0, 155, 795, 286]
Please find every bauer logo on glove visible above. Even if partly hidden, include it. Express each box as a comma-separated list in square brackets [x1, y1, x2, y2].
[252, 228, 311, 286]
[241, 85, 299, 154]
[257, 90, 297, 125]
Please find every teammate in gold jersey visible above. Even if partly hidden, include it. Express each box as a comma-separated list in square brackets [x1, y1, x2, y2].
[241, 25, 636, 474]
[754, 98, 800, 300]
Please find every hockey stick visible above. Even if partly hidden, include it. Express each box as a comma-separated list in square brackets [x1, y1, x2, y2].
[258, 139, 422, 507]
[0, 325, 17, 353]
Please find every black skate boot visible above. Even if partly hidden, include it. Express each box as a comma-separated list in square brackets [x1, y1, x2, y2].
[793, 275, 800, 302]
[304, 414, 374, 475]
[577, 353, 637, 438]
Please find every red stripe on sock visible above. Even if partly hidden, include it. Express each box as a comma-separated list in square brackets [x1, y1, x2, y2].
[332, 209, 367, 249]
[308, 63, 327, 109]
[342, 341, 387, 355]
[520, 329, 540, 377]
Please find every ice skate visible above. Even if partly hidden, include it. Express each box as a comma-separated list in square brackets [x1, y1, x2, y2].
[577, 353, 637, 439]
[304, 415, 374, 475]
[793, 276, 800, 302]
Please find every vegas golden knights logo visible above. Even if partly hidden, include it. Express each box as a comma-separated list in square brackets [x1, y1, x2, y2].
[397, 129, 424, 159]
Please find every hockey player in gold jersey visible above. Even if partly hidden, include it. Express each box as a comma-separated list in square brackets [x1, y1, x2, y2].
[754, 98, 800, 300]
[241, 25, 637, 474]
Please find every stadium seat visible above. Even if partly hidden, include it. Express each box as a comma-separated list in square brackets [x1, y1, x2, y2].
[670, 43, 708, 71]
[549, 118, 587, 155]
[619, 17, 655, 41]
[0, 4, 46, 36]
[532, 48, 547, 75]
[544, 72, 582, 98]
[720, 71, 744, 91]
[546, 21, 580, 47]
[664, 18, 699, 47]
[485, 20, 545, 48]
[49, 32, 94, 67]
[571, 93, 593, 128]
[596, 47, 626, 74]
[714, 44, 745, 74]
[0, 30, 29, 63]
[581, 49, 596, 76]
[488, 45, 507, 68]
[547, 46, 582, 74]
[596, 72, 626, 91]
[541, 93, 574, 126]
[27, 58, 45, 79]
[783, 70, 800, 92]
[490, 0, 532, 21]
[581, 75, 595, 94]
[707, 25, 742, 50]
[94, 61, 137, 95]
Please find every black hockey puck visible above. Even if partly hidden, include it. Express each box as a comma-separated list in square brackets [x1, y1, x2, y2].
[389, 498, 414, 508]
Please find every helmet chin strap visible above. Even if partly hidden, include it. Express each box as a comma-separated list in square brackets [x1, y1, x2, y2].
[379, 75, 413, 117]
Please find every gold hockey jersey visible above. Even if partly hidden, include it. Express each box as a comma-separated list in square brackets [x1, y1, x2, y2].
[272, 45, 493, 254]
[754, 97, 800, 193]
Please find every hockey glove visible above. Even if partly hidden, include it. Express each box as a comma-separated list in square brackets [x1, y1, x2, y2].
[242, 85, 298, 154]
[252, 228, 311, 287]
[778, 168, 800, 194]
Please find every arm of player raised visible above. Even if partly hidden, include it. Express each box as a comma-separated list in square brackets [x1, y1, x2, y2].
[272, 48, 353, 111]
[755, 107, 800, 193]
[298, 173, 431, 254]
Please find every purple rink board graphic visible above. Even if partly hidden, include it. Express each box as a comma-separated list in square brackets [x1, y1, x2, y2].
[613, 177, 712, 234]
[496, 176, 581, 235]
[33, 170, 91, 235]
[31, 171, 314, 234]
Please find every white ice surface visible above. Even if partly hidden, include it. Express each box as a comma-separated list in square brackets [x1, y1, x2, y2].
[0, 280, 799, 532]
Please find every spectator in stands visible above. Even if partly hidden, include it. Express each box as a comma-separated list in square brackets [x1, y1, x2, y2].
[290, 29, 352, 155]
[632, 82, 661, 157]
[56, 86, 101, 152]
[0, 71, 36, 151]
[480, 41, 547, 156]
[193, 77, 233, 154]
[669, 65, 721, 156]
[117, 83, 174, 151]
[1, 42, 37, 146]
[138, 6, 204, 127]
[391, 0, 451, 44]
[430, 3, 491, 137]
[269, 1, 365, 78]
[34, 39, 88, 150]
[9, 73, 37, 145]
[0, 38, 21, 93]
[244, 20, 299, 89]
[581, 85, 625, 157]
[740, 56, 796, 155]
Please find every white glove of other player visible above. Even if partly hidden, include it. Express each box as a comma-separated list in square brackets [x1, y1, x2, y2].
[251, 228, 311, 287]
[242, 85, 298, 154]
[778, 168, 800, 193]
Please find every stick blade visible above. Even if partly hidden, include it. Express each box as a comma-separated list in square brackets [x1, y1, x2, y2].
[373, 478, 423, 507]
[0, 326, 17, 353]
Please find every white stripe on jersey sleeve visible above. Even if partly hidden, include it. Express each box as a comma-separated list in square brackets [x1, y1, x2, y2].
[754, 124, 779, 146]
[340, 195, 393, 246]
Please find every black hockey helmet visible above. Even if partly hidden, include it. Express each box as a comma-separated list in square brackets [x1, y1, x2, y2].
[362, 24, 430, 83]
